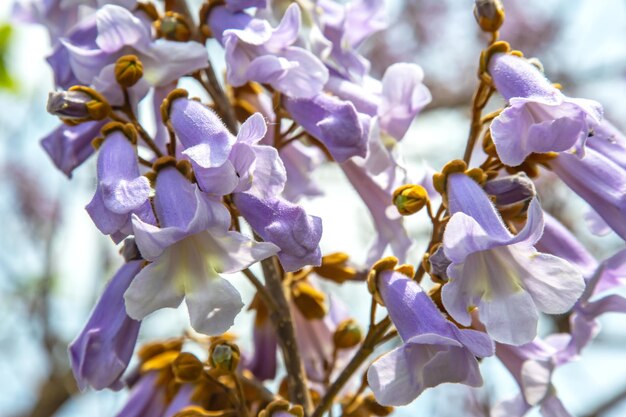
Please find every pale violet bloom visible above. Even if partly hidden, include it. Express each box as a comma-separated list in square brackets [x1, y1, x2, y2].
[442, 173, 585, 345]
[41, 120, 105, 177]
[549, 120, 626, 240]
[170, 98, 286, 198]
[341, 158, 412, 265]
[69, 260, 142, 391]
[489, 53, 602, 167]
[368, 269, 494, 406]
[208, 4, 328, 98]
[233, 193, 322, 271]
[86, 128, 154, 243]
[126, 166, 279, 335]
[493, 336, 575, 417]
[283, 93, 369, 162]
[60, 5, 207, 89]
[326, 62, 431, 141]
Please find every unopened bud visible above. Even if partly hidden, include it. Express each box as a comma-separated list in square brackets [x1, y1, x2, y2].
[47, 87, 110, 123]
[259, 400, 304, 417]
[172, 352, 204, 383]
[474, 0, 505, 32]
[115, 55, 144, 87]
[333, 319, 363, 349]
[155, 12, 192, 42]
[313, 252, 358, 283]
[292, 280, 328, 320]
[392, 184, 429, 215]
[209, 341, 240, 373]
[364, 393, 394, 416]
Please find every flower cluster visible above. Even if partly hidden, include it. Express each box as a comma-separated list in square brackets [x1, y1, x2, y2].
[16, 0, 626, 416]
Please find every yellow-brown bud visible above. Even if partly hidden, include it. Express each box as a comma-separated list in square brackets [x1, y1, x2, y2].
[209, 341, 240, 373]
[473, 0, 505, 33]
[137, 338, 184, 362]
[172, 405, 232, 417]
[292, 280, 328, 320]
[313, 252, 358, 284]
[172, 352, 204, 383]
[155, 12, 192, 42]
[363, 393, 394, 416]
[115, 55, 143, 87]
[392, 184, 429, 215]
[258, 400, 304, 417]
[333, 319, 363, 349]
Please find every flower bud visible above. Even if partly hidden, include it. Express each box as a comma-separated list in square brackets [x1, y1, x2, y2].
[474, 0, 505, 32]
[155, 12, 192, 42]
[209, 341, 240, 373]
[172, 352, 204, 383]
[258, 400, 304, 417]
[392, 184, 429, 215]
[333, 319, 363, 349]
[313, 252, 358, 284]
[115, 55, 144, 87]
[292, 280, 328, 320]
[47, 87, 110, 123]
[363, 393, 394, 416]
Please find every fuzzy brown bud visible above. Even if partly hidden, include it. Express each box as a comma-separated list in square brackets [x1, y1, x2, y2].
[115, 55, 144, 87]
[392, 184, 429, 215]
[292, 280, 328, 320]
[333, 319, 363, 349]
[474, 0, 505, 32]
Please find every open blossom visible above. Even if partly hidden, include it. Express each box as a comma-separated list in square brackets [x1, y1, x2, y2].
[57, 5, 207, 90]
[488, 52, 602, 167]
[441, 172, 585, 345]
[368, 266, 494, 406]
[125, 166, 279, 335]
[208, 4, 328, 98]
[69, 260, 142, 391]
[548, 120, 626, 240]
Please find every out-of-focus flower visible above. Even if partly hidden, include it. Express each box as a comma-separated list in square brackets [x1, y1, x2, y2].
[69, 260, 143, 391]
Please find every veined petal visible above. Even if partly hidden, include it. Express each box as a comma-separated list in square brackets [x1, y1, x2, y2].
[520, 359, 552, 406]
[95, 5, 150, 53]
[171, 98, 235, 152]
[141, 40, 208, 86]
[237, 112, 267, 144]
[193, 229, 279, 274]
[510, 249, 584, 315]
[247, 145, 287, 199]
[124, 249, 186, 320]
[185, 274, 244, 335]
[101, 176, 151, 214]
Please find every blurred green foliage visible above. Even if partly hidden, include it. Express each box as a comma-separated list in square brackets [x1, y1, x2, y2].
[0, 23, 16, 91]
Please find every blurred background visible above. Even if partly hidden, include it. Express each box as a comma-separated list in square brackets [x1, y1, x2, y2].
[1, 1, 626, 416]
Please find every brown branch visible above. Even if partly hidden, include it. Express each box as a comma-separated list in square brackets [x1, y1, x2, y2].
[260, 256, 313, 415]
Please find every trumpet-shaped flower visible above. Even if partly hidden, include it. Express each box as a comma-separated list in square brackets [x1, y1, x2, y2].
[86, 128, 154, 243]
[442, 173, 585, 345]
[69, 260, 142, 391]
[208, 4, 328, 98]
[368, 269, 494, 406]
[488, 53, 602, 167]
[125, 166, 278, 335]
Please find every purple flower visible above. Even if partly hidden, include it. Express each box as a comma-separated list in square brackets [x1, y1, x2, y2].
[209, 4, 328, 98]
[283, 93, 369, 162]
[368, 269, 494, 406]
[233, 193, 322, 272]
[86, 127, 154, 243]
[60, 5, 207, 89]
[441, 173, 584, 345]
[247, 313, 278, 381]
[493, 337, 574, 417]
[69, 260, 142, 391]
[114, 372, 167, 417]
[170, 99, 286, 197]
[488, 53, 602, 166]
[280, 141, 325, 202]
[125, 166, 278, 335]
[535, 212, 597, 278]
[41, 120, 105, 177]
[341, 159, 411, 265]
[326, 62, 431, 141]
[549, 120, 626, 240]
